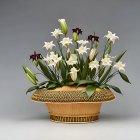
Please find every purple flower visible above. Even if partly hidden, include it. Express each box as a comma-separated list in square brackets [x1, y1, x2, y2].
[72, 28, 82, 35]
[30, 51, 42, 61]
[87, 34, 99, 42]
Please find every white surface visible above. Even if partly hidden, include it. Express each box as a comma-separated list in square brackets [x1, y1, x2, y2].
[1, 114, 139, 140]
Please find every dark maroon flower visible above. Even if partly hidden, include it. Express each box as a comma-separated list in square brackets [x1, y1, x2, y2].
[87, 34, 99, 42]
[72, 28, 82, 35]
[30, 51, 42, 61]
[87, 35, 93, 41]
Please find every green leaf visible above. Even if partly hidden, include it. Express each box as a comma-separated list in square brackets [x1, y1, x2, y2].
[81, 58, 89, 79]
[38, 60, 53, 81]
[26, 86, 39, 94]
[60, 61, 66, 80]
[107, 45, 112, 54]
[92, 52, 98, 61]
[119, 72, 131, 84]
[22, 65, 37, 81]
[77, 80, 98, 86]
[98, 66, 105, 78]
[86, 85, 97, 97]
[26, 73, 37, 85]
[65, 81, 77, 86]
[47, 66, 60, 83]
[107, 84, 122, 94]
[89, 68, 96, 79]
[99, 66, 112, 84]
[115, 50, 127, 62]
[47, 83, 57, 89]
[38, 81, 48, 86]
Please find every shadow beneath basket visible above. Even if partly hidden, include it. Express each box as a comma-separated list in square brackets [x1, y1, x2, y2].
[100, 113, 138, 122]
[15, 114, 50, 122]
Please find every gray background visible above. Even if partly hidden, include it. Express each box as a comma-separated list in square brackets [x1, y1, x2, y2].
[0, 0, 140, 140]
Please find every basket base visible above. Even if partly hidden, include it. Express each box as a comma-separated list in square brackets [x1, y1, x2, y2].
[50, 115, 99, 123]
[46, 102, 102, 123]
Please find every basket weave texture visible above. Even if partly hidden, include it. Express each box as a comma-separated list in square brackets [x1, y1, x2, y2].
[32, 86, 115, 103]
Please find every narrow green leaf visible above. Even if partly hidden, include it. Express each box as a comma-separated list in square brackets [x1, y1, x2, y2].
[99, 66, 112, 84]
[22, 65, 37, 81]
[107, 45, 112, 54]
[81, 58, 89, 79]
[38, 60, 53, 81]
[26, 86, 39, 94]
[86, 85, 97, 97]
[107, 84, 122, 94]
[47, 83, 57, 89]
[119, 72, 131, 84]
[89, 68, 96, 79]
[115, 50, 127, 62]
[77, 80, 98, 86]
[60, 61, 66, 80]
[26, 73, 37, 85]
[98, 66, 105, 78]
[65, 81, 77, 86]
[38, 81, 48, 86]
[92, 52, 98, 61]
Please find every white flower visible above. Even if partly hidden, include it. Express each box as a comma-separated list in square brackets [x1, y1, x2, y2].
[70, 67, 79, 81]
[58, 19, 66, 24]
[51, 28, 63, 38]
[66, 54, 77, 66]
[43, 41, 55, 50]
[114, 61, 125, 71]
[89, 59, 99, 70]
[101, 55, 112, 66]
[77, 40, 89, 46]
[76, 46, 90, 55]
[104, 31, 119, 44]
[60, 37, 73, 47]
[89, 48, 96, 61]
[43, 52, 62, 67]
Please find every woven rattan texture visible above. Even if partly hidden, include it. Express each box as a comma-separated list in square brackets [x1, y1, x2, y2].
[32, 88, 115, 102]
[50, 115, 99, 122]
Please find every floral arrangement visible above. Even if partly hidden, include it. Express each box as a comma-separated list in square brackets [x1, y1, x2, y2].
[23, 19, 130, 97]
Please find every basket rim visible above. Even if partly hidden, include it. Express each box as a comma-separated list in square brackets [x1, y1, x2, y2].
[32, 97, 115, 104]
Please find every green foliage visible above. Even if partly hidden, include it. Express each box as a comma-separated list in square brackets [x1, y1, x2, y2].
[86, 85, 97, 97]
[119, 71, 131, 84]
[115, 50, 127, 62]
[107, 84, 122, 94]
[99, 66, 112, 84]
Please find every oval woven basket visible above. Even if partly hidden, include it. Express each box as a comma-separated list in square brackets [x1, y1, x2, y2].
[32, 86, 115, 123]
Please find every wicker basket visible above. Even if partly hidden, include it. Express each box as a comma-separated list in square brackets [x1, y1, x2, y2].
[32, 86, 115, 123]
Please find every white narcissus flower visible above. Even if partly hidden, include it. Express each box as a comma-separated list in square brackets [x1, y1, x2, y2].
[70, 67, 79, 81]
[43, 52, 62, 67]
[76, 46, 90, 55]
[66, 54, 77, 66]
[89, 59, 99, 70]
[77, 40, 89, 46]
[114, 61, 125, 71]
[89, 48, 96, 61]
[60, 37, 73, 47]
[104, 31, 119, 44]
[51, 28, 63, 38]
[101, 55, 112, 66]
[43, 41, 55, 50]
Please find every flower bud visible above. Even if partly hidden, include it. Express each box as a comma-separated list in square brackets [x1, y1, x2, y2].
[58, 19, 68, 35]
[73, 32, 78, 42]
[89, 48, 96, 61]
[70, 67, 79, 81]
